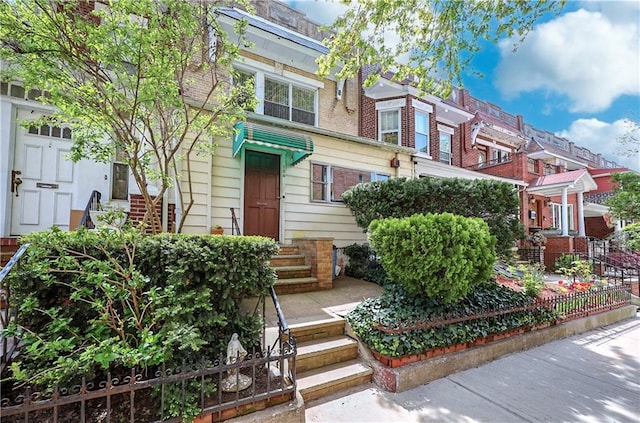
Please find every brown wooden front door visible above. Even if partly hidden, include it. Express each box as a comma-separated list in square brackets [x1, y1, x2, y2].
[244, 150, 280, 240]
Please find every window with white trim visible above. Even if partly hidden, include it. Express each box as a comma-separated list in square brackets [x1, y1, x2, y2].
[438, 132, 452, 164]
[415, 111, 429, 154]
[379, 109, 401, 145]
[232, 67, 317, 126]
[311, 163, 390, 203]
[551, 203, 574, 230]
[111, 145, 129, 200]
[233, 69, 256, 111]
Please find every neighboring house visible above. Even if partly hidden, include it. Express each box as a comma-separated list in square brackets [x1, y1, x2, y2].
[452, 89, 627, 243]
[358, 68, 526, 188]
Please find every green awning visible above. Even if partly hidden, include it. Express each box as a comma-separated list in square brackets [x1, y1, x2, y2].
[233, 122, 314, 166]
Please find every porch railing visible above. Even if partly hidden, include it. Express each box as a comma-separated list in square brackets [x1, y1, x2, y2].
[1, 243, 29, 373]
[230, 208, 241, 235]
[78, 190, 102, 229]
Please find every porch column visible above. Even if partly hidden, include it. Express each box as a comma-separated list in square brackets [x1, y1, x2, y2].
[577, 191, 585, 237]
[561, 187, 569, 236]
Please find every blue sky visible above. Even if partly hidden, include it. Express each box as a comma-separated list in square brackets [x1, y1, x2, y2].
[286, 0, 640, 172]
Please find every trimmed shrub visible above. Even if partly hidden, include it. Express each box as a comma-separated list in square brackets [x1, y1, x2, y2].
[5, 227, 278, 388]
[368, 213, 496, 303]
[342, 177, 523, 257]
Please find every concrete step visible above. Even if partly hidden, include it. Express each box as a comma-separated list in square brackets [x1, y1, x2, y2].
[287, 318, 345, 344]
[270, 254, 306, 267]
[274, 277, 319, 295]
[296, 360, 373, 402]
[274, 265, 312, 279]
[278, 245, 299, 255]
[296, 336, 358, 373]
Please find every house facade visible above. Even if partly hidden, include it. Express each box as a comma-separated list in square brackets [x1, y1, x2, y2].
[0, 1, 415, 269]
[0, 0, 630, 269]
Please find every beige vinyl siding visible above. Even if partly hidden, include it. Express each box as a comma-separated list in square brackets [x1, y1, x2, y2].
[210, 142, 242, 232]
[281, 133, 412, 247]
[180, 137, 212, 234]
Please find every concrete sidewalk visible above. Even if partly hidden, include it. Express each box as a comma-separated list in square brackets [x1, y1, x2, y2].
[306, 314, 640, 423]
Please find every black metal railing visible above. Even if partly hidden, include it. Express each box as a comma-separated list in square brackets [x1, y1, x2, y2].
[1, 244, 29, 372]
[230, 208, 241, 235]
[79, 190, 102, 229]
[1, 278, 297, 422]
[464, 157, 512, 171]
[0, 347, 297, 422]
[375, 285, 630, 334]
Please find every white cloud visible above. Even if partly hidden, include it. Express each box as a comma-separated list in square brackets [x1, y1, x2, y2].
[556, 118, 640, 171]
[495, 7, 639, 113]
[285, 1, 346, 25]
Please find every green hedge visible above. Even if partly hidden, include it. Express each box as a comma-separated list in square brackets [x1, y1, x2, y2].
[368, 213, 496, 303]
[5, 228, 278, 388]
[342, 177, 523, 257]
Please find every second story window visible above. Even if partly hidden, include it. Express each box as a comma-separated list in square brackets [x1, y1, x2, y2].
[492, 149, 510, 163]
[477, 146, 488, 167]
[379, 109, 400, 145]
[415, 111, 429, 154]
[233, 65, 318, 126]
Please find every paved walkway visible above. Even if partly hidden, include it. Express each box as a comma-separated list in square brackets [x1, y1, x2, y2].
[306, 313, 640, 423]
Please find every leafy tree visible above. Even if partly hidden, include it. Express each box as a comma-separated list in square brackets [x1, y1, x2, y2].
[0, 0, 255, 233]
[617, 117, 640, 160]
[606, 172, 640, 222]
[318, 0, 564, 96]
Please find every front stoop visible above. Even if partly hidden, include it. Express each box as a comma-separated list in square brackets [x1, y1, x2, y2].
[271, 246, 318, 294]
[289, 318, 373, 403]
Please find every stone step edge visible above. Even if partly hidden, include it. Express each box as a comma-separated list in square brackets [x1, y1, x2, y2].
[296, 360, 372, 393]
[296, 336, 358, 358]
[274, 277, 318, 286]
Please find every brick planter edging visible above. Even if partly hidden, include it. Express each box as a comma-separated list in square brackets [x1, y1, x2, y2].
[346, 305, 637, 393]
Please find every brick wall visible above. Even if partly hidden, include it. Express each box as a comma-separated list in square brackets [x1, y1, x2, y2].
[544, 237, 575, 271]
[292, 238, 334, 290]
[585, 217, 613, 239]
[129, 194, 163, 234]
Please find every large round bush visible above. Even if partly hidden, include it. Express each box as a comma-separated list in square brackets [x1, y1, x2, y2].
[368, 213, 496, 303]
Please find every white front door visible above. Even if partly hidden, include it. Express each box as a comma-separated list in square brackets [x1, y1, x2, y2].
[10, 108, 75, 235]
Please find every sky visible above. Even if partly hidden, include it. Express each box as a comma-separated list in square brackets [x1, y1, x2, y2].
[286, 0, 640, 172]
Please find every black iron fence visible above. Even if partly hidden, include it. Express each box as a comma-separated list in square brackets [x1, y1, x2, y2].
[0, 343, 296, 423]
[1, 244, 297, 422]
[375, 285, 630, 335]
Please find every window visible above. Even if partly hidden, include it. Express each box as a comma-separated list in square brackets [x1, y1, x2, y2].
[492, 149, 510, 163]
[379, 110, 400, 145]
[544, 163, 556, 175]
[527, 159, 538, 174]
[232, 69, 256, 111]
[477, 146, 487, 168]
[111, 145, 129, 200]
[551, 203, 574, 230]
[311, 163, 390, 203]
[28, 123, 72, 139]
[415, 111, 429, 154]
[439, 132, 451, 164]
[233, 67, 318, 126]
